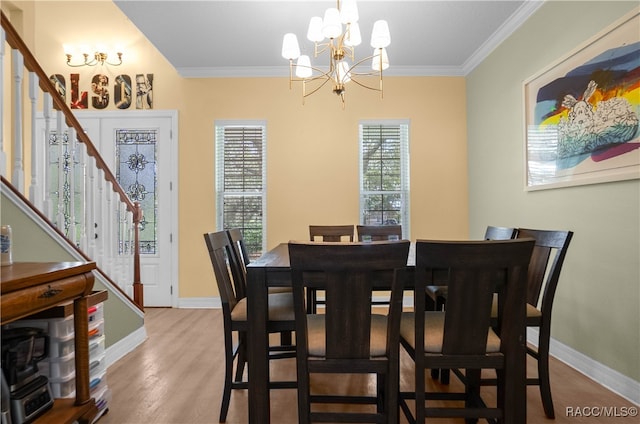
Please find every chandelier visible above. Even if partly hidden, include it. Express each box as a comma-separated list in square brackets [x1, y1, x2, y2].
[281, 0, 390, 108]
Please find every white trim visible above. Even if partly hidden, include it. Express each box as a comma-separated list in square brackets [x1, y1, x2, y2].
[104, 325, 147, 368]
[527, 328, 640, 406]
[462, 0, 545, 75]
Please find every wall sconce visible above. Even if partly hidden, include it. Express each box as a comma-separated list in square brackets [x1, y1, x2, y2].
[64, 44, 123, 67]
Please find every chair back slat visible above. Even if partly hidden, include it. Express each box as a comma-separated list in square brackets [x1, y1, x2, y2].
[325, 272, 373, 358]
[443, 268, 496, 354]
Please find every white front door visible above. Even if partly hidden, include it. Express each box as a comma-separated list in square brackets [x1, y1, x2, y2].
[36, 111, 177, 307]
[96, 112, 177, 307]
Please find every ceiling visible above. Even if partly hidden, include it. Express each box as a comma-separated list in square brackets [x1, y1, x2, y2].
[113, 0, 544, 78]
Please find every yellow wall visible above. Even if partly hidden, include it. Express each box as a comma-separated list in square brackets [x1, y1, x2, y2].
[7, 1, 469, 299]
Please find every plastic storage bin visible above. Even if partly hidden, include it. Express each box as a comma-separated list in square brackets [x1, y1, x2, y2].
[89, 353, 107, 381]
[88, 319, 104, 339]
[38, 351, 75, 378]
[88, 335, 105, 358]
[88, 303, 104, 324]
[49, 370, 76, 398]
[6, 314, 75, 338]
[48, 333, 75, 358]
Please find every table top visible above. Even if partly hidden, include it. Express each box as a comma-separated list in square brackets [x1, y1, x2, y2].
[248, 242, 416, 269]
[1, 261, 96, 294]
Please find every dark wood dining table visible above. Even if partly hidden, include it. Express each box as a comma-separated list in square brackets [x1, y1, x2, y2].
[245, 242, 527, 423]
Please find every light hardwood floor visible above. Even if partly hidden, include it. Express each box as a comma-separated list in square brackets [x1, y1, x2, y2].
[99, 308, 637, 424]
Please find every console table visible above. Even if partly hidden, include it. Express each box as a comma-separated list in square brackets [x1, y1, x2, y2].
[1, 262, 98, 424]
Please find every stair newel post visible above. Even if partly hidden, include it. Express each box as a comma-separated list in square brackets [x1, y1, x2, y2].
[11, 49, 24, 191]
[133, 201, 144, 308]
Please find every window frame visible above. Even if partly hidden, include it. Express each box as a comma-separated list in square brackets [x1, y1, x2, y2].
[214, 120, 267, 256]
[358, 119, 410, 238]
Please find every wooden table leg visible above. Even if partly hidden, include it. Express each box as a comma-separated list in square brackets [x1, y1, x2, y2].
[247, 267, 271, 423]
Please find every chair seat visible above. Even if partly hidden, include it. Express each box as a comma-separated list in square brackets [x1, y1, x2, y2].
[490, 295, 542, 324]
[400, 311, 502, 353]
[230, 292, 295, 322]
[306, 314, 389, 357]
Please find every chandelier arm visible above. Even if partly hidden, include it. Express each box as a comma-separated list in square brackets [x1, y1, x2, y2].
[347, 76, 383, 93]
[289, 64, 333, 83]
[302, 75, 333, 98]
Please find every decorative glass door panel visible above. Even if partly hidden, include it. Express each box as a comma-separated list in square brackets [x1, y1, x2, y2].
[115, 129, 158, 255]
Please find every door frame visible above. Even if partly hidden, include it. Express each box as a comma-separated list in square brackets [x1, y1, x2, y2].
[73, 109, 179, 307]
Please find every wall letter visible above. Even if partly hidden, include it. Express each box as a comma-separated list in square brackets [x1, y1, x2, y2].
[136, 74, 153, 109]
[91, 74, 109, 109]
[49, 74, 66, 110]
[69, 73, 88, 109]
[114, 75, 132, 109]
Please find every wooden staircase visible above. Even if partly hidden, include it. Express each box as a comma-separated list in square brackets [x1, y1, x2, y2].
[1, 11, 143, 311]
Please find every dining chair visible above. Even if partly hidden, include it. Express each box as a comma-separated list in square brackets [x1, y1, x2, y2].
[306, 225, 355, 313]
[399, 238, 534, 423]
[488, 228, 573, 419]
[288, 240, 410, 424]
[436, 228, 573, 419]
[356, 224, 403, 241]
[204, 231, 297, 422]
[227, 228, 293, 345]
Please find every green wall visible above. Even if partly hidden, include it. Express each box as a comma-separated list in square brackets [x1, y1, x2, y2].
[467, 1, 639, 381]
[1, 191, 144, 348]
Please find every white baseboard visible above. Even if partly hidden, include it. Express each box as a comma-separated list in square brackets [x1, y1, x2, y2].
[528, 328, 640, 405]
[105, 325, 148, 368]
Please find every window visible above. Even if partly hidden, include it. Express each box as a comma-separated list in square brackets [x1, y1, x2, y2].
[359, 121, 410, 237]
[215, 121, 266, 259]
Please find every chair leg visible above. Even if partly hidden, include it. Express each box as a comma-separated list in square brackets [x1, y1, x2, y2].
[280, 330, 293, 346]
[220, 335, 235, 422]
[464, 369, 481, 424]
[537, 340, 555, 418]
[234, 334, 246, 382]
[440, 368, 450, 384]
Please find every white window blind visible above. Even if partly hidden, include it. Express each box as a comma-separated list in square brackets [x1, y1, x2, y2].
[359, 120, 410, 237]
[215, 121, 267, 258]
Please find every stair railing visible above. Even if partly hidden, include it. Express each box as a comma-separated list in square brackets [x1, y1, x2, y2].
[1, 11, 143, 309]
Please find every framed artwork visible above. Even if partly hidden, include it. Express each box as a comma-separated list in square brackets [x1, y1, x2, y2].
[524, 9, 639, 190]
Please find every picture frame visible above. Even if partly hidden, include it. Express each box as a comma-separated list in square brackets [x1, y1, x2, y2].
[523, 9, 639, 191]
